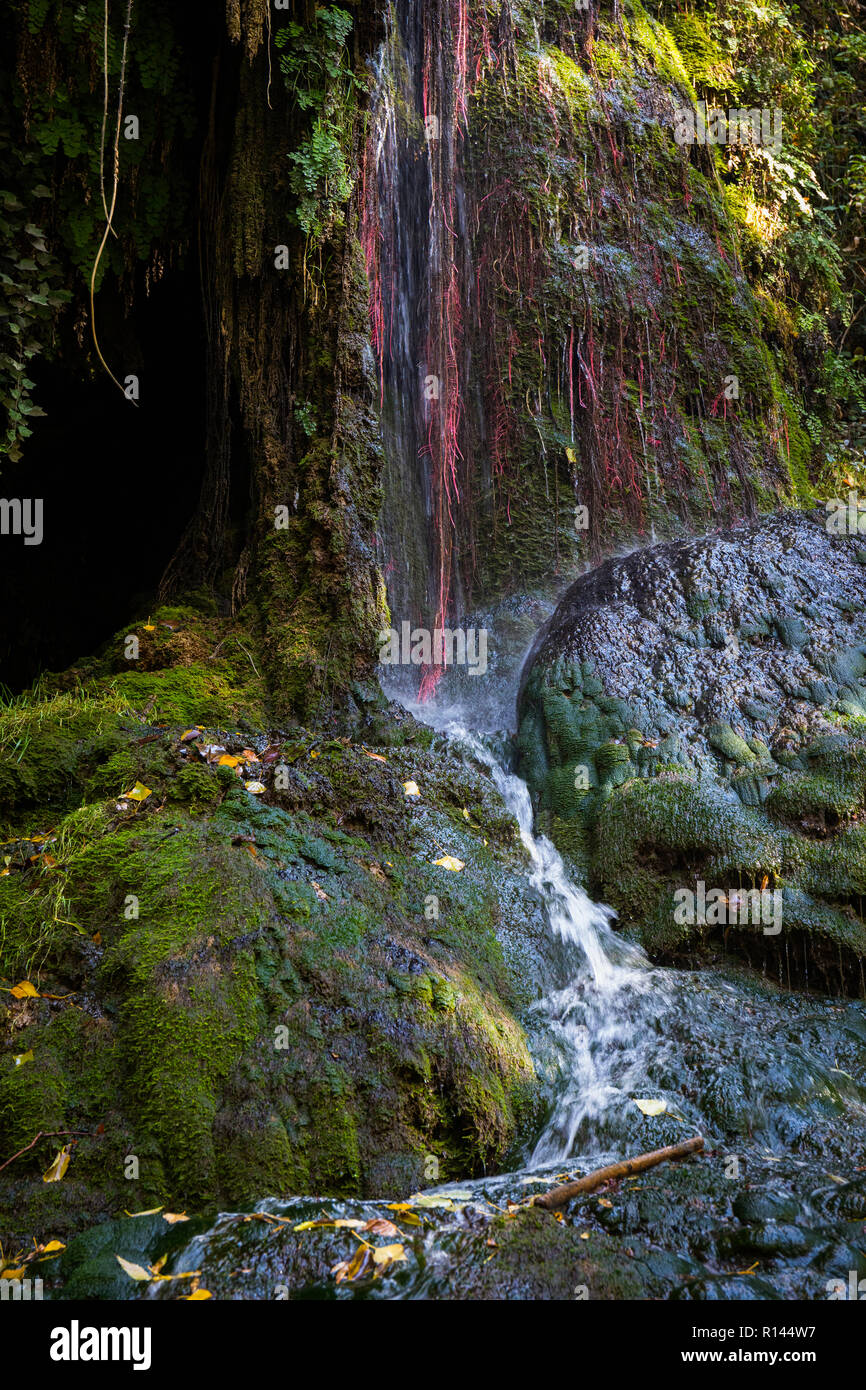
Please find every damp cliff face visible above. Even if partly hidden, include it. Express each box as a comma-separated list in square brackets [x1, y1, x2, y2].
[0, 0, 861, 709]
[363, 0, 849, 654]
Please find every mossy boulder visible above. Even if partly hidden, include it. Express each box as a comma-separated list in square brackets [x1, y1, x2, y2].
[0, 635, 548, 1253]
[517, 512, 866, 988]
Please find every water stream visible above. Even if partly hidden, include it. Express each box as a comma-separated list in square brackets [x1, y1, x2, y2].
[134, 692, 866, 1301]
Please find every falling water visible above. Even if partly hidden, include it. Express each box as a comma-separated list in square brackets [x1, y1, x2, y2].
[366, 0, 469, 655]
[425, 714, 679, 1166]
[366, 1, 435, 628]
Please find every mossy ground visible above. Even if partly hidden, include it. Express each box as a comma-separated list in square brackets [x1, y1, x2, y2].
[0, 610, 545, 1254]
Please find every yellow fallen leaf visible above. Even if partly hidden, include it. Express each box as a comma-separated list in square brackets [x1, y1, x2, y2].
[1, 1267, 28, 1279]
[124, 783, 152, 802]
[294, 1218, 366, 1232]
[124, 1206, 164, 1217]
[142, 624, 156, 633]
[310, 881, 330, 900]
[150, 1254, 168, 1275]
[433, 855, 464, 872]
[116, 1255, 152, 1281]
[332, 1246, 371, 1284]
[162, 1212, 189, 1224]
[13, 1050, 34, 1067]
[371, 1243, 406, 1268]
[332, 1242, 406, 1283]
[181, 1288, 212, 1300]
[383, 1204, 422, 1226]
[218, 754, 243, 767]
[566, 446, 577, 464]
[362, 749, 387, 763]
[633, 1098, 667, 1117]
[0, 869, 8, 877]
[580, 1231, 590, 1240]
[244, 781, 267, 794]
[403, 780, 421, 797]
[43, 1145, 73, 1183]
[41, 1240, 65, 1254]
[241, 749, 259, 762]
[10, 980, 39, 999]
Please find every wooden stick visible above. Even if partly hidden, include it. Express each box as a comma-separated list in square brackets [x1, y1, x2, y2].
[533, 1135, 705, 1210]
[0, 1128, 100, 1175]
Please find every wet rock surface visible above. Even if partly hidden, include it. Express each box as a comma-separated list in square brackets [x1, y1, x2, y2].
[517, 510, 866, 985]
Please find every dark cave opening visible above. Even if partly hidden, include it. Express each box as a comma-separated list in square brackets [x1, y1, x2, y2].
[0, 7, 239, 695]
[0, 259, 208, 693]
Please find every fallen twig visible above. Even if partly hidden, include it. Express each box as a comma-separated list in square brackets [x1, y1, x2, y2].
[0, 1128, 102, 1175]
[532, 1135, 705, 1211]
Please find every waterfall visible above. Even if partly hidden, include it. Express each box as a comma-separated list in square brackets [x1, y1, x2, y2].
[421, 712, 675, 1165]
[365, 0, 471, 696]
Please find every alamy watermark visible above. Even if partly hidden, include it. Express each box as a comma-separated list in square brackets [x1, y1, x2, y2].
[49, 1323, 151, 1370]
[826, 1271, 866, 1299]
[674, 102, 783, 153]
[674, 880, 782, 935]
[825, 489, 866, 535]
[378, 622, 488, 676]
[0, 1275, 43, 1300]
[0, 498, 42, 545]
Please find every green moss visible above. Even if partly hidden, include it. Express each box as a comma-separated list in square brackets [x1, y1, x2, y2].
[0, 1045, 66, 1160]
[467, 1206, 649, 1300]
[767, 771, 866, 824]
[663, 12, 731, 90]
[706, 722, 758, 766]
[627, 1, 696, 100]
[0, 685, 544, 1247]
[593, 775, 782, 937]
[168, 763, 224, 811]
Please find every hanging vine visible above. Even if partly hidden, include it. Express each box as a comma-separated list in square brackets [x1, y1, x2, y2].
[89, 0, 135, 399]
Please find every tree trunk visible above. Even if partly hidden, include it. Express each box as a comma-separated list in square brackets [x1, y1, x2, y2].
[159, 2, 386, 722]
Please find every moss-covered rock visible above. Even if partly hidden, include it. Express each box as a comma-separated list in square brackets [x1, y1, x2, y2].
[0, 640, 548, 1252]
[518, 512, 866, 987]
